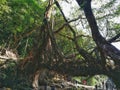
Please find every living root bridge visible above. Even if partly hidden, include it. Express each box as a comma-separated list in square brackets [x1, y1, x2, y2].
[19, 0, 120, 88]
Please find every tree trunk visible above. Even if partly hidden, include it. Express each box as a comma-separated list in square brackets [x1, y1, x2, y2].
[18, 0, 120, 89]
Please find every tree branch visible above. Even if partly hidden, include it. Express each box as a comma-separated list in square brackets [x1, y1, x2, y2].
[55, 0, 97, 64]
[108, 33, 120, 43]
[50, 59, 105, 76]
[76, 0, 120, 65]
[91, 33, 120, 54]
[54, 16, 81, 34]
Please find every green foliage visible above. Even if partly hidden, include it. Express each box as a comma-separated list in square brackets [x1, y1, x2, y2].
[115, 6, 120, 15]
[0, 0, 120, 88]
[57, 36, 75, 54]
[72, 76, 82, 83]
[6, 0, 44, 34]
[113, 24, 120, 33]
[0, 61, 16, 87]
[0, 0, 46, 56]
[87, 77, 97, 86]
[0, 60, 32, 89]
[102, 0, 116, 8]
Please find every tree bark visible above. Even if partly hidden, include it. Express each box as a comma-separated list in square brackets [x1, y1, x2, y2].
[18, 0, 120, 89]
[76, 0, 120, 88]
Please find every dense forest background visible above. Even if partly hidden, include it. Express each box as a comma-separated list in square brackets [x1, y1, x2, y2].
[0, 0, 120, 89]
